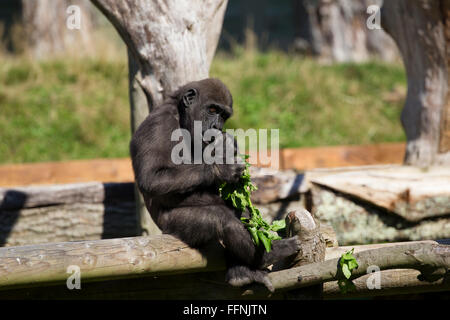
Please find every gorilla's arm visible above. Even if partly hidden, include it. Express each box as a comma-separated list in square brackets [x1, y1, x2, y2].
[130, 107, 242, 197]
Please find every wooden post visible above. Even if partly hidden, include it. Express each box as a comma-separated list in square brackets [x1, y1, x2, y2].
[281, 209, 326, 299]
[90, 0, 229, 235]
[382, 0, 450, 166]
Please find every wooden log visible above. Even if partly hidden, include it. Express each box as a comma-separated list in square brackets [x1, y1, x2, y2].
[248, 168, 303, 204]
[0, 182, 134, 210]
[324, 269, 450, 299]
[310, 184, 450, 245]
[0, 234, 447, 299]
[0, 203, 137, 247]
[263, 242, 450, 295]
[322, 240, 450, 298]
[282, 209, 325, 299]
[1, 266, 448, 300]
[309, 166, 450, 222]
[0, 235, 225, 290]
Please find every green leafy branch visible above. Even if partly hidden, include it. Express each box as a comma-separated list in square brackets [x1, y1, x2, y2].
[218, 155, 285, 252]
[337, 248, 359, 293]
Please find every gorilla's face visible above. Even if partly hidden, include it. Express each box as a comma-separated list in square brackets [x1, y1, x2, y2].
[178, 78, 233, 140]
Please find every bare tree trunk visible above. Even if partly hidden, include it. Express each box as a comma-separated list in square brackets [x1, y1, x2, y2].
[90, 0, 228, 235]
[91, 0, 228, 109]
[127, 50, 161, 236]
[382, 0, 450, 166]
[292, 0, 399, 62]
[21, 0, 97, 58]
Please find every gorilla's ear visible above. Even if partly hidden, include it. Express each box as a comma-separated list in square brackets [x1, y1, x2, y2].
[182, 88, 198, 107]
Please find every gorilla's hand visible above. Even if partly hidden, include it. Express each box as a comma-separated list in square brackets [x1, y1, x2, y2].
[211, 131, 241, 164]
[215, 162, 245, 184]
[209, 132, 245, 184]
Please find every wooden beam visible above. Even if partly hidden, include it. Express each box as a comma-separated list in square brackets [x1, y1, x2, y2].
[0, 158, 134, 187]
[280, 143, 404, 171]
[0, 143, 405, 187]
[0, 234, 447, 299]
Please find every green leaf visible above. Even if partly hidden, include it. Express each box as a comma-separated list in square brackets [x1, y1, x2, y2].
[348, 259, 359, 270]
[249, 227, 259, 246]
[337, 248, 359, 293]
[270, 219, 286, 231]
[258, 230, 271, 253]
[342, 264, 351, 279]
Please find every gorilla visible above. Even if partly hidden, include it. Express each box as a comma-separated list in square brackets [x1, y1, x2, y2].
[130, 78, 300, 291]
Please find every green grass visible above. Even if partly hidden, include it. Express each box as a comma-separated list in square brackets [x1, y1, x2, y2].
[212, 49, 406, 149]
[0, 50, 406, 164]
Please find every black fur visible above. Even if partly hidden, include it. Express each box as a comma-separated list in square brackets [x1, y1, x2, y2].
[130, 78, 300, 291]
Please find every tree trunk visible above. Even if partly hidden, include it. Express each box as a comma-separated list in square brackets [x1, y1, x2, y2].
[292, 0, 399, 62]
[127, 49, 160, 236]
[21, 0, 97, 58]
[90, 0, 228, 235]
[91, 0, 228, 109]
[382, 0, 450, 166]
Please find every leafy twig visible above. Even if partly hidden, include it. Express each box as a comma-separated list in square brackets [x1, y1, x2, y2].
[219, 155, 285, 252]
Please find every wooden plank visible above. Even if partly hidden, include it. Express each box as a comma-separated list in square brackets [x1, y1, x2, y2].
[310, 166, 450, 222]
[0, 158, 134, 187]
[280, 143, 404, 171]
[0, 143, 405, 187]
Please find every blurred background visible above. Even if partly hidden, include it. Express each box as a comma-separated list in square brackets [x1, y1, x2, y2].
[0, 0, 406, 165]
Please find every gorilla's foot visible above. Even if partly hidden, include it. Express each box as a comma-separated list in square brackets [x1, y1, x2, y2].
[225, 265, 274, 292]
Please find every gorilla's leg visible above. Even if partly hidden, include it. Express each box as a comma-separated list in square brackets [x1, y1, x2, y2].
[157, 206, 227, 248]
[222, 217, 300, 268]
[221, 217, 300, 292]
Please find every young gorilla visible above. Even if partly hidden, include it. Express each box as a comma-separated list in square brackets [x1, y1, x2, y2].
[130, 78, 300, 291]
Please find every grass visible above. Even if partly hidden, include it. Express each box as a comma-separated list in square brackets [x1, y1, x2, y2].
[0, 49, 406, 164]
[213, 48, 406, 149]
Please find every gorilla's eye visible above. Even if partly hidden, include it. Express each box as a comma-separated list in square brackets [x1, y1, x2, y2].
[208, 106, 219, 114]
